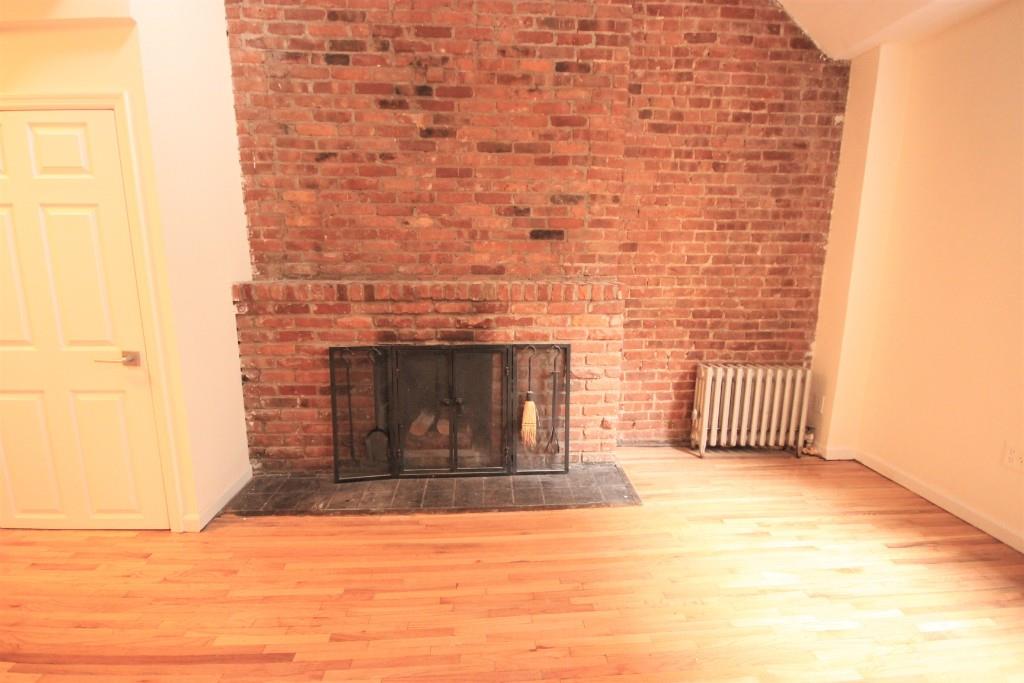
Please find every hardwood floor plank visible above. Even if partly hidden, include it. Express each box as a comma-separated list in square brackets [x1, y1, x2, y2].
[1, 448, 1022, 682]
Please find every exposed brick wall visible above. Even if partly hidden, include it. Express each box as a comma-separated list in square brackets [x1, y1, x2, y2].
[618, 1, 847, 443]
[225, 0, 848, 466]
[226, 0, 632, 280]
[234, 280, 622, 469]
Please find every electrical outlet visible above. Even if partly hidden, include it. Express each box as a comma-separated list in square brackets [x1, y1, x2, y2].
[1002, 442, 1023, 471]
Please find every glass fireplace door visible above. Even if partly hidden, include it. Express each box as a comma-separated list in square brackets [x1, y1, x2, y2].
[397, 349, 453, 472]
[452, 349, 507, 471]
[395, 347, 508, 474]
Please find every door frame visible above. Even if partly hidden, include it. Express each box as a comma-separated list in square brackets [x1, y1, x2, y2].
[1, 94, 187, 530]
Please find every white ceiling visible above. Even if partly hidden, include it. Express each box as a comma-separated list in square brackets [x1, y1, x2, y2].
[777, 0, 1005, 59]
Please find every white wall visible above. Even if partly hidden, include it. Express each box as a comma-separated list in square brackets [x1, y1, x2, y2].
[809, 47, 879, 455]
[130, 1, 254, 529]
[779, 0, 1006, 59]
[1, 0, 253, 530]
[813, 0, 1024, 551]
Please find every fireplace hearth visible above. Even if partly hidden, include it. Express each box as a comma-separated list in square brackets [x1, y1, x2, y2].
[329, 344, 569, 482]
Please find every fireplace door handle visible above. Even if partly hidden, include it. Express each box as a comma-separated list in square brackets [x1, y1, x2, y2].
[440, 397, 464, 412]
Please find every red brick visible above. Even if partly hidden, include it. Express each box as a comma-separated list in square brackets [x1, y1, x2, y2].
[227, 0, 849, 465]
[235, 280, 623, 469]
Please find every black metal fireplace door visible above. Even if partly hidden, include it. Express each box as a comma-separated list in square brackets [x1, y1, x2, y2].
[329, 344, 569, 482]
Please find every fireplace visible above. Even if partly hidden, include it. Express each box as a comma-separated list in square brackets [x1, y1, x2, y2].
[233, 280, 620, 471]
[329, 344, 570, 482]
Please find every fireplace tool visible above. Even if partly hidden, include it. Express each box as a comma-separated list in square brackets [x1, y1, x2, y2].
[543, 347, 561, 454]
[520, 346, 538, 449]
[364, 349, 389, 464]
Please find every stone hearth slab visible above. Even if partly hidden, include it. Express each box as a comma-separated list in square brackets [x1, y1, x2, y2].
[220, 463, 640, 516]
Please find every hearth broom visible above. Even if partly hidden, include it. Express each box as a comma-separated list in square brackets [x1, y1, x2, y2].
[520, 350, 537, 449]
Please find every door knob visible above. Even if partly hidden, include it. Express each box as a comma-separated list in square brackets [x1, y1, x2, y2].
[95, 351, 141, 366]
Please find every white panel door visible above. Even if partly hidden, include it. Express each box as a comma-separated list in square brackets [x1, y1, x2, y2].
[0, 109, 168, 529]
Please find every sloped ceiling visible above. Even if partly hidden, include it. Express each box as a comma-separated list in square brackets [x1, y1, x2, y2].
[777, 0, 1005, 59]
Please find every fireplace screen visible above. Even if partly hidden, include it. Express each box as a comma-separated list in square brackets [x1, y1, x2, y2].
[329, 345, 570, 482]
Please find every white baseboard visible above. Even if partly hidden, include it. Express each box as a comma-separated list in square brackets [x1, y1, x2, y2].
[855, 450, 1023, 554]
[823, 447, 859, 461]
[180, 463, 253, 532]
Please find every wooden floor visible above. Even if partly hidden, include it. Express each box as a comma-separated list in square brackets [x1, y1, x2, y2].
[2, 448, 1023, 682]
